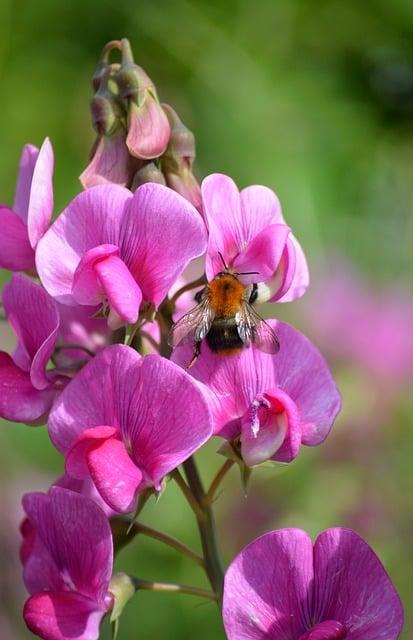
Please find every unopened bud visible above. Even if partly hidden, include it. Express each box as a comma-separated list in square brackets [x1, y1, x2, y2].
[92, 40, 122, 91]
[91, 67, 124, 137]
[131, 161, 166, 191]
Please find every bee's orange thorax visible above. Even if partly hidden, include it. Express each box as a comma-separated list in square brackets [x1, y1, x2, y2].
[208, 274, 246, 317]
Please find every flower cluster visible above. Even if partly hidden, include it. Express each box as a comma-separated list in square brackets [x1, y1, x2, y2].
[0, 39, 404, 640]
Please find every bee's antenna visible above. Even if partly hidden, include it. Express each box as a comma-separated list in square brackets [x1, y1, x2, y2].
[234, 271, 260, 276]
[218, 252, 228, 270]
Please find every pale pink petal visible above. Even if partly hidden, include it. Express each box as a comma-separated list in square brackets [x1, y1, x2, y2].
[36, 185, 132, 303]
[13, 144, 39, 222]
[23, 488, 113, 603]
[3, 274, 60, 389]
[233, 224, 290, 284]
[120, 183, 207, 306]
[239, 184, 284, 238]
[65, 426, 119, 479]
[24, 591, 105, 640]
[126, 93, 170, 159]
[272, 235, 310, 302]
[80, 129, 136, 189]
[87, 437, 143, 513]
[0, 352, 56, 423]
[0, 207, 35, 271]
[223, 529, 313, 639]
[27, 137, 54, 248]
[313, 529, 404, 639]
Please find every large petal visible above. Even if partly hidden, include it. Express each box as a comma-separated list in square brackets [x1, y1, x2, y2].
[3, 274, 60, 389]
[126, 93, 170, 159]
[313, 529, 404, 640]
[233, 224, 290, 284]
[13, 144, 39, 222]
[23, 487, 113, 604]
[119, 183, 207, 307]
[0, 352, 56, 423]
[27, 137, 54, 248]
[36, 184, 132, 303]
[0, 207, 34, 271]
[24, 591, 105, 640]
[87, 437, 143, 513]
[223, 529, 313, 640]
[239, 184, 284, 239]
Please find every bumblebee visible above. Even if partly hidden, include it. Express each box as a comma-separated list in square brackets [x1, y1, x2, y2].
[168, 258, 280, 367]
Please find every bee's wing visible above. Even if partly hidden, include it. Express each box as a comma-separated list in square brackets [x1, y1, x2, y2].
[168, 300, 215, 348]
[236, 302, 280, 354]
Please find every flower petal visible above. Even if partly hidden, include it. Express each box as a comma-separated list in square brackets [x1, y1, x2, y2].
[223, 529, 313, 639]
[94, 255, 142, 326]
[233, 223, 290, 284]
[239, 184, 284, 237]
[126, 93, 170, 159]
[23, 487, 113, 603]
[79, 129, 136, 189]
[87, 437, 143, 513]
[13, 144, 39, 222]
[298, 620, 348, 640]
[0, 352, 55, 423]
[3, 274, 60, 389]
[313, 528, 404, 639]
[27, 137, 54, 248]
[36, 184, 132, 303]
[65, 426, 119, 479]
[120, 182, 207, 307]
[0, 207, 35, 271]
[272, 235, 309, 303]
[24, 591, 105, 640]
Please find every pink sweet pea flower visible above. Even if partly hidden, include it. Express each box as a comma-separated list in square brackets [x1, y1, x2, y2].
[223, 527, 404, 639]
[0, 274, 67, 425]
[172, 321, 340, 465]
[48, 345, 212, 513]
[0, 138, 54, 272]
[202, 173, 308, 301]
[36, 183, 207, 329]
[21, 487, 113, 640]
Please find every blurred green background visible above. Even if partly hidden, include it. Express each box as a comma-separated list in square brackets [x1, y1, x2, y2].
[1, 0, 413, 638]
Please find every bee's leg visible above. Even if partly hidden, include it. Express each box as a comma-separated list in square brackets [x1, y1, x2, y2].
[187, 341, 201, 369]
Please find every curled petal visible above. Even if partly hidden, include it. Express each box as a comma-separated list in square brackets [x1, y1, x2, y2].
[27, 137, 54, 249]
[233, 224, 290, 285]
[24, 591, 106, 640]
[65, 426, 119, 479]
[0, 207, 35, 271]
[80, 129, 136, 189]
[126, 93, 170, 159]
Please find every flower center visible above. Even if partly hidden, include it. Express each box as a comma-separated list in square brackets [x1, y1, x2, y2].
[298, 620, 347, 640]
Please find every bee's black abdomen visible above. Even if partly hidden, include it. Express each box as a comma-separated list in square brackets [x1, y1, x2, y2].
[206, 318, 244, 353]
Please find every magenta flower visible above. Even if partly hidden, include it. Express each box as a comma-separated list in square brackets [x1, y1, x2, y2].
[0, 274, 67, 424]
[48, 345, 212, 513]
[202, 173, 308, 301]
[223, 527, 404, 639]
[36, 183, 207, 328]
[21, 487, 113, 640]
[172, 321, 340, 465]
[0, 138, 54, 272]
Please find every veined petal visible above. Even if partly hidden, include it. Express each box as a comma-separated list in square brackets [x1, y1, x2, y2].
[313, 529, 404, 639]
[24, 591, 106, 640]
[13, 144, 39, 222]
[3, 274, 60, 389]
[298, 620, 347, 640]
[27, 137, 54, 249]
[87, 437, 143, 513]
[223, 529, 313, 640]
[126, 93, 170, 159]
[0, 352, 56, 424]
[0, 207, 35, 271]
[233, 223, 290, 284]
[239, 184, 284, 239]
[120, 182, 207, 307]
[36, 184, 132, 303]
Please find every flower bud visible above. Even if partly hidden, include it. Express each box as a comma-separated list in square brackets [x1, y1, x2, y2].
[130, 161, 166, 191]
[91, 67, 124, 137]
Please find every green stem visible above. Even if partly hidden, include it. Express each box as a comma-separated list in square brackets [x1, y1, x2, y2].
[132, 577, 218, 601]
[204, 459, 234, 507]
[183, 457, 225, 602]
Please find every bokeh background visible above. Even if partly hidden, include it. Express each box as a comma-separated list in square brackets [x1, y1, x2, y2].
[1, 0, 413, 637]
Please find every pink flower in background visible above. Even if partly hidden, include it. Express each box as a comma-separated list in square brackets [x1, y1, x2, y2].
[0, 275, 67, 424]
[223, 528, 403, 639]
[36, 183, 207, 329]
[53, 303, 110, 368]
[48, 345, 212, 513]
[173, 321, 340, 465]
[22, 487, 113, 640]
[0, 138, 54, 272]
[202, 174, 308, 301]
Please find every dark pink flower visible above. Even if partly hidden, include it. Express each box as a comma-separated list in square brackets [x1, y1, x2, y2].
[48, 345, 212, 513]
[36, 183, 207, 329]
[201, 174, 308, 301]
[223, 527, 404, 639]
[0, 274, 66, 424]
[22, 487, 113, 640]
[0, 138, 54, 272]
[172, 321, 340, 465]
